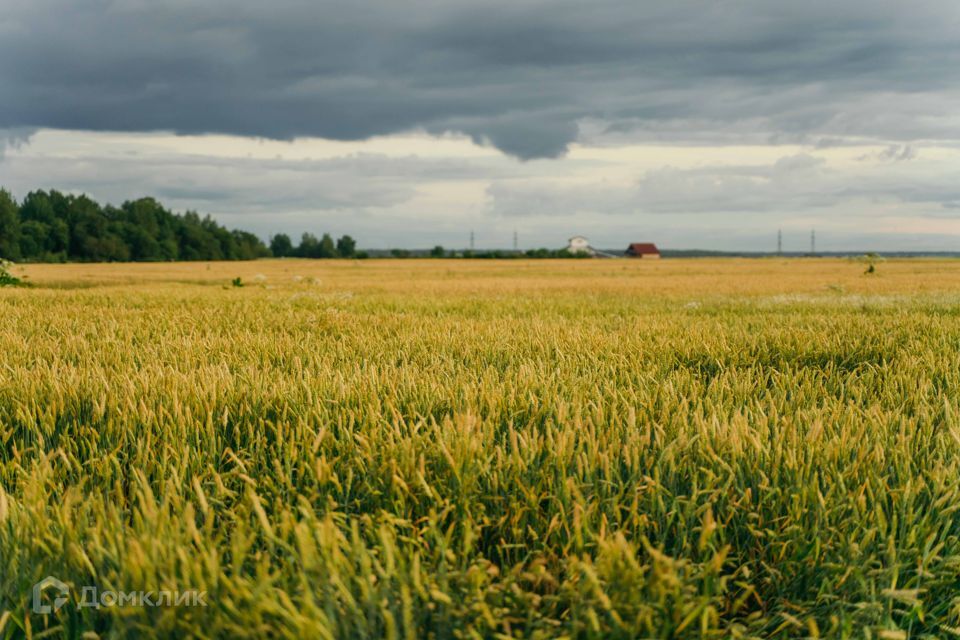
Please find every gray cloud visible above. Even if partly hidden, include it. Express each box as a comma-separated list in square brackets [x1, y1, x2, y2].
[2, 150, 494, 214]
[3, 1, 960, 158]
[487, 152, 960, 217]
[5, 128, 959, 250]
[858, 144, 917, 163]
[0, 138, 592, 242]
[0, 127, 34, 161]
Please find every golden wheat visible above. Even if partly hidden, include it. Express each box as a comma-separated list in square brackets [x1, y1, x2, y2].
[2, 258, 960, 639]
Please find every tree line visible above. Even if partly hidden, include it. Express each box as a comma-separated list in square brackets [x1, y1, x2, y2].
[0, 189, 358, 262]
[267, 232, 359, 259]
[388, 246, 592, 259]
[0, 188, 603, 263]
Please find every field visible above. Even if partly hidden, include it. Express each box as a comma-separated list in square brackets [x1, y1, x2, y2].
[2, 258, 960, 639]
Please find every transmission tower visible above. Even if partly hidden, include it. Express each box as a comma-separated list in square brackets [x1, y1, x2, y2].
[469, 230, 474, 252]
[810, 229, 816, 255]
[777, 229, 782, 255]
[513, 229, 518, 252]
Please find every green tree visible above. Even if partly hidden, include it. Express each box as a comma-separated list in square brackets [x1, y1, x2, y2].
[4, 187, 269, 262]
[319, 233, 336, 258]
[19, 190, 55, 225]
[122, 223, 163, 261]
[270, 233, 293, 257]
[67, 194, 109, 260]
[0, 189, 20, 260]
[18, 221, 46, 259]
[298, 233, 320, 258]
[232, 230, 270, 260]
[120, 198, 178, 260]
[430, 245, 446, 258]
[178, 218, 221, 260]
[49, 219, 70, 257]
[336, 235, 356, 257]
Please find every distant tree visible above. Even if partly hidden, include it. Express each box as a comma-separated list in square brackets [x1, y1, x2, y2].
[199, 215, 237, 260]
[94, 234, 132, 262]
[19, 191, 66, 260]
[19, 190, 56, 225]
[49, 219, 70, 257]
[0, 189, 20, 259]
[318, 233, 336, 258]
[390, 248, 411, 258]
[430, 245, 446, 258]
[270, 233, 293, 257]
[2, 187, 269, 263]
[475, 249, 526, 259]
[67, 195, 107, 260]
[18, 221, 47, 259]
[233, 230, 271, 260]
[178, 212, 223, 260]
[122, 222, 163, 261]
[298, 233, 320, 258]
[336, 234, 356, 257]
[120, 198, 178, 260]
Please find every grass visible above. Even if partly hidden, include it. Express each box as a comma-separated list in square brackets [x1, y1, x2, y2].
[2, 258, 960, 638]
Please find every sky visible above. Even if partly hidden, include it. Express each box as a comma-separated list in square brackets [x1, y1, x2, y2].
[2, 0, 960, 251]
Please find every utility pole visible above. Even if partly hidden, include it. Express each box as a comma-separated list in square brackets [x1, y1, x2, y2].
[777, 229, 782, 255]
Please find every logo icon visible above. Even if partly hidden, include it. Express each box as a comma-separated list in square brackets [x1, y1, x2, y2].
[32, 576, 69, 614]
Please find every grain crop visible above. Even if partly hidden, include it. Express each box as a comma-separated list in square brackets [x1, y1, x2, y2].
[2, 258, 960, 638]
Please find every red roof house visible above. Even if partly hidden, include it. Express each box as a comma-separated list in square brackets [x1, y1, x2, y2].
[625, 243, 661, 258]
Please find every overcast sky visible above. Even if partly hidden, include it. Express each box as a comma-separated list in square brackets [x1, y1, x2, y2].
[3, 0, 960, 250]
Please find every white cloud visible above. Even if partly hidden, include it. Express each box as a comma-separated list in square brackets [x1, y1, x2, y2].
[4, 129, 960, 251]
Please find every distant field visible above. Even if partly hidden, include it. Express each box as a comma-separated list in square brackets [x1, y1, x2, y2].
[3, 258, 960, 638]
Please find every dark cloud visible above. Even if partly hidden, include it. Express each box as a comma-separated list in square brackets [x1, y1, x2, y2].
[0, 127, 35, 160]
[858, 144, 917, 163]
[2, 1, 960, 158]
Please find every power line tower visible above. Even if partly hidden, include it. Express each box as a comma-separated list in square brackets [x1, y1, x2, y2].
[777, 229, 782, 255]
[469, 230, 474, 252]
[513, 229, 518, 252]
[810, 229, 816, 255]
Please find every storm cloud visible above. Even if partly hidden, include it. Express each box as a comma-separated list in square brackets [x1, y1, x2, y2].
[3, 0, 960, 158]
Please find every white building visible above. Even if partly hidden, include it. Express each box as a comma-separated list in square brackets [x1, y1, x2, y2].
[565, 235, 595, 255]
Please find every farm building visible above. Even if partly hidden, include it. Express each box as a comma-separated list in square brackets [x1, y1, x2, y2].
[565, 235, 595, 255]
[625, 243, 661, 258]
[562, 236, 619, 258]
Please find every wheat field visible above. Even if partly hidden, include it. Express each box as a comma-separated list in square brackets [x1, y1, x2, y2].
[2, 258, 960, 639]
